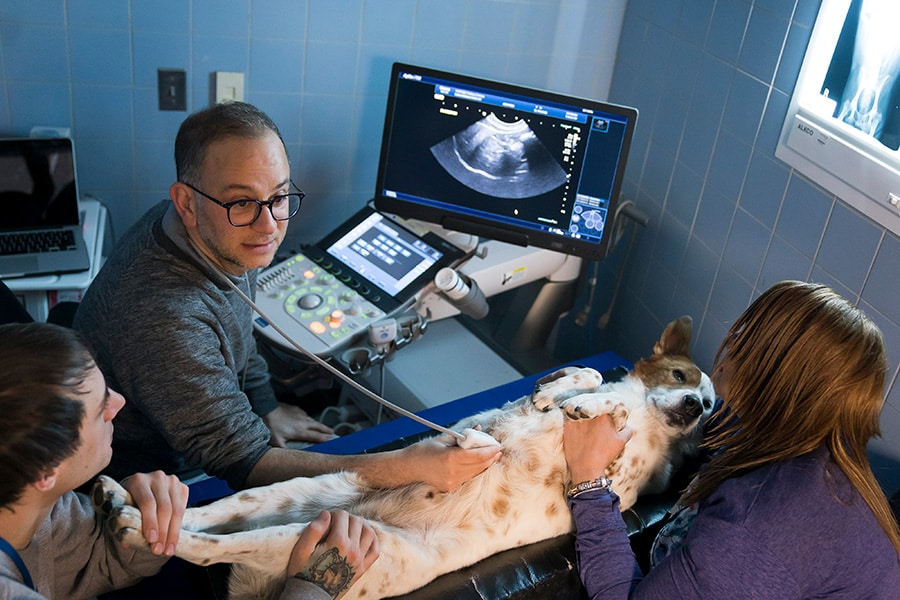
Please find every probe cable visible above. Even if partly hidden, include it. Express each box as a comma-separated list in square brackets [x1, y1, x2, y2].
[194, 248, 467, 442]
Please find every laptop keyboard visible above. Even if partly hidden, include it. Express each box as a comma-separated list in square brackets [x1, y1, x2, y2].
[0, 230, 77, 255]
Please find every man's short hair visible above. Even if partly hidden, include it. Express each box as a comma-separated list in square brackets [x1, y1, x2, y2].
[174, 101, 287, 186]
[0, 323, 95, 507]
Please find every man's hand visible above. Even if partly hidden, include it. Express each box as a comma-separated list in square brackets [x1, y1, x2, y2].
[563, 414, 633, 484]
[264, 402, 335, 447]
[120, 471, 189, 556]
[400, 433, 502, 492]
[289, 510, 380, 600]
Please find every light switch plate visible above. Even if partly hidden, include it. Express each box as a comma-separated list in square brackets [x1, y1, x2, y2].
[214, 72, 244, 104]
[158, 68, 186, 111]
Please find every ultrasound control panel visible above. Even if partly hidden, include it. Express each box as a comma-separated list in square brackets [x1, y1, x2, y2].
[254, 251, 389, 355]
[253, 205, 466, 357]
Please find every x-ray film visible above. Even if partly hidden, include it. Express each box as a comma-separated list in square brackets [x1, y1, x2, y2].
[823, 0, 900, 150]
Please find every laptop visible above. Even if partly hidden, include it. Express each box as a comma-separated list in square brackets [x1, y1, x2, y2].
[0, 137, 91, 279]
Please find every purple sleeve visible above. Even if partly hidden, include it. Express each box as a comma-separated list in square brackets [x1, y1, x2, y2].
[570, 491, 801, 599]
[568, 490, 643, 599]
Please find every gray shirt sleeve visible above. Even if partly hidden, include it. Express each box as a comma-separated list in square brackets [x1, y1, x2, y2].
[279, 578, 333, 600]
[6, 492, 167, 600]
[103, 279, 273, 488]
[74, 202, 274, 489]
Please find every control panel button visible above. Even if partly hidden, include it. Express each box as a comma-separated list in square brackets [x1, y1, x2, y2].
[327, 309, 345, 328]
[298, 293, 323, 310]
[254, 250, 390, 353]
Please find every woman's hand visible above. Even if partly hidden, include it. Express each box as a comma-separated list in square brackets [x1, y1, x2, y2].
[563, 414, 633, 484]
[120, 471, 189, 556]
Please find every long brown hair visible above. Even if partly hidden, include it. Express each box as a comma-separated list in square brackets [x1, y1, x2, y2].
[682, 280, 900, 553]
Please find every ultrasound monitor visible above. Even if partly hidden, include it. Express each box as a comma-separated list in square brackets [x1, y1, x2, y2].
[374, 63, 638, 261]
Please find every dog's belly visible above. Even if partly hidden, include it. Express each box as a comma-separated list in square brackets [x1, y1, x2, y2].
[229, 393, 658, 599]
[347, 506, 572, 600]
[347, 412, 574, 597]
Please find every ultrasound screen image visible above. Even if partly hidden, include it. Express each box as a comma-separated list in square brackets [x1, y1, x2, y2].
[429, 113, 568, 199]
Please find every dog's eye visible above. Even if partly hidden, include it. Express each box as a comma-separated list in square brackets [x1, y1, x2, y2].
[672, 369, 686, 383]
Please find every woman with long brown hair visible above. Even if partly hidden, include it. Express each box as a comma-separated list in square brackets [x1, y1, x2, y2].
[564, 280, 900, 598]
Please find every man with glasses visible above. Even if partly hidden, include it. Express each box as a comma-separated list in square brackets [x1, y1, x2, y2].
[73, 102, 501, 497]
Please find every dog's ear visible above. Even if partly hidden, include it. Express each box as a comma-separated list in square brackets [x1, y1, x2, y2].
[653, 316, 692, 357]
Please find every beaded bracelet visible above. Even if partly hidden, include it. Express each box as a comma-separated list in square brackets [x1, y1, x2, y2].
[567, 476, 613, 498]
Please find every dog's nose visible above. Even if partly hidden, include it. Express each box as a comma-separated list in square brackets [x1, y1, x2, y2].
[683, 394, 702, 418]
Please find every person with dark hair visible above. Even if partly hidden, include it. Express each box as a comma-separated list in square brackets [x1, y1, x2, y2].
[73, 101, 500, 492]
[0, 322, 188, 598]
[0, 322, 381, 600]
[562, 280, 900, 598]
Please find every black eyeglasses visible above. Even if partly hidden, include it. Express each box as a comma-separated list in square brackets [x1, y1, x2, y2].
[180, 180, 304, 227]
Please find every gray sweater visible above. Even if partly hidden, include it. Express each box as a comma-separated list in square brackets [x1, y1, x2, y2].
[0, 492, 331, 600]
[0, 492, 166, 599]
[74, 201, 277, 489]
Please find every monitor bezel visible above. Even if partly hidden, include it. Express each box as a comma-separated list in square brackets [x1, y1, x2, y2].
[373, 62, 639, 261]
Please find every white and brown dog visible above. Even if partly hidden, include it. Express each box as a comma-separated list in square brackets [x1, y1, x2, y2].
[94, 316, 714, 600]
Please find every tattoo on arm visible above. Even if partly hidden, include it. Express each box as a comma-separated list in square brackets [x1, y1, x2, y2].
[295, 547, 356, 598]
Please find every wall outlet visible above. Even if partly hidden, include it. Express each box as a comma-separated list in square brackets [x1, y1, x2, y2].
[214, 71, 244, 104]
[158, 68, 186, 111]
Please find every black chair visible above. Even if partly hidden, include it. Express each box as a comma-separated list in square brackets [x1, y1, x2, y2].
[0, 280, 34, 324]
[1, 279, 80, 326]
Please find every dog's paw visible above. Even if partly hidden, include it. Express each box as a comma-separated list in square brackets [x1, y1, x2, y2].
[608, 403, 629, 430]
[533, 366, 584, 389]
[559, 393, 629, 426]
[531, 367, 603, 412]
[109, 504, 149, 548]
[91, 475, 133, 516]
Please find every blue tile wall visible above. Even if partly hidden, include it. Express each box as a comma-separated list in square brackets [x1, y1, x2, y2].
[740, 151, 788, 229]
[705, 0, 750, 63]
[775, 176, 830, 259]
[68, 0, 129, 28]
[694, 183, 735, 255]
[706, 131, 751, 199]
[0, 1, 66, 25]
[737, 5, 785, 82]
[605, 0, 900, 493]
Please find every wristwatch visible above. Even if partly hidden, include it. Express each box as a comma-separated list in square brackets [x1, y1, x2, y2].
[567, 476, 613, 498]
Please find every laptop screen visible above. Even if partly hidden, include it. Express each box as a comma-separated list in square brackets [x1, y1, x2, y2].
[0, 137, 79, 230]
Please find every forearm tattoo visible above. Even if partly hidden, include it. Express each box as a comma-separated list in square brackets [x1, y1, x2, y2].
[295, 547, 356, 598]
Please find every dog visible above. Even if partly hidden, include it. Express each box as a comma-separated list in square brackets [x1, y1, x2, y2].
[93, 316, 714, 599]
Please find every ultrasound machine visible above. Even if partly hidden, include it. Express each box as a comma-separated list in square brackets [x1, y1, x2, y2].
[252, 62, 639, 420]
